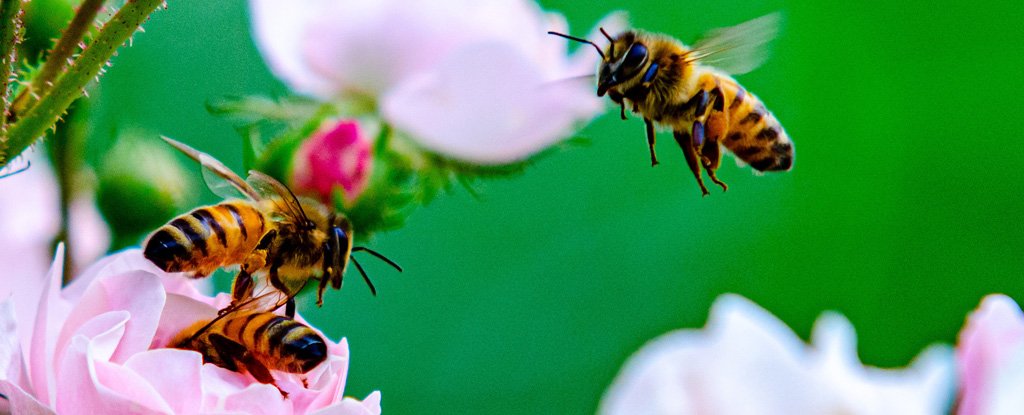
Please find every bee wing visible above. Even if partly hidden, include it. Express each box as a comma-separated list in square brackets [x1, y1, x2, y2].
[161, 136, 262, 201]
[540, 74, 596, 89]
[688, 13, 781, 75]
[185, 287, 293, 343]
[245, 171, 312, 225]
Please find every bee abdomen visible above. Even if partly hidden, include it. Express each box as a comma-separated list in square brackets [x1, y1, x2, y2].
[722, 86, 794, 172]
[143, 201, 266, 276]
[239, 314, 327, 373]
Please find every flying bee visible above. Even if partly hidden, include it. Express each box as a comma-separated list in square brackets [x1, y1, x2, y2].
[169, 294, 328, 396]
[550, 14, 793, 196]
[143, 137, 402, 316]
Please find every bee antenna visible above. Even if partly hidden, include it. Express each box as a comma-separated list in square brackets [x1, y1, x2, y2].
[599, 28, 616, 57]
[547, 31, 606, 61]
[353, 246, 403, 272]
[349, 256, 377, 296]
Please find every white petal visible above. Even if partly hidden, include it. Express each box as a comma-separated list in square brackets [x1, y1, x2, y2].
[383, 41, 600, 164]
[249, 0, 341, 98]
[602, 294, 956, 415]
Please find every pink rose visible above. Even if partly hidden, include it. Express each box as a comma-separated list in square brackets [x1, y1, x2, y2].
[957, 294, 1024, 415]
[293, 120, 373, 205]
[0, 248, 380, 415]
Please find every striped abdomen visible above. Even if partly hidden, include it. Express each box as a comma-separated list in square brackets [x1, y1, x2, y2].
[143, 200, 268, 277]
[221, 312, 328, 373]
[716, 76, 794, 172]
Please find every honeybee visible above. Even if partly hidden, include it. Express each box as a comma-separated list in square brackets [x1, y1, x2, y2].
[143, 137, 401, 315]
[550, 14, 793, 196]
[169, 295, 328, 396]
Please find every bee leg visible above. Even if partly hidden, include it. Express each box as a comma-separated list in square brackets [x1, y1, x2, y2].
[285, 297, 296, 319]
[701, 140, 728, 192]
[210, 334, 287, 398]
[316, 272, 330, 308]
[674, 130, 710, 196]
[229, 270, 255, 306]
[644, 118, 659, 166]
[207, 333, 246, 372]
[702, 88, 728, 192]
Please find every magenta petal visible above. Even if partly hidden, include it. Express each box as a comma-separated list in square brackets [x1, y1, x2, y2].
[124, 349, 204, 415]
[293, 120, 373, 204]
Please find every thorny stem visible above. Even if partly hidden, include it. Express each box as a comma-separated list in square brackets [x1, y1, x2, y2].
[0, 0, 165, 168]
[15, 0, 105, 116]
[0, 0, 24, 145]
[50, 101, 85, 283]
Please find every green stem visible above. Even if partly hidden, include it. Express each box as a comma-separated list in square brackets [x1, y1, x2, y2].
[0, 0, 24, 139]
[0, 0, 164, 167]
[20, 0, 105, 112]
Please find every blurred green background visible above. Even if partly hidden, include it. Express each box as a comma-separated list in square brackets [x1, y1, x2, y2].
[71, 0, 1024, 413]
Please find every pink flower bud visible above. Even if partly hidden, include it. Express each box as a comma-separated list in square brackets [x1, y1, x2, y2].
[293, 120, 373, 204]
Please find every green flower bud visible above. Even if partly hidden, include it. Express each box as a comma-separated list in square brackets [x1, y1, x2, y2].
[96, 132, 196, 249]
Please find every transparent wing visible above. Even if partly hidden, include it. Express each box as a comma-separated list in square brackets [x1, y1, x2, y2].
[688, 13, 781, 75]
[181, 287, 292, 345]
[246, 170, 311, 225]
[161, 136, 262, 201]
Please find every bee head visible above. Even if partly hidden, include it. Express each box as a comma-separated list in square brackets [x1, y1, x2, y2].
[544, 29, 649, 98]
[597, 30, 648, 97]
[322, 215, 353, 291]
[319, 215, 402, 302]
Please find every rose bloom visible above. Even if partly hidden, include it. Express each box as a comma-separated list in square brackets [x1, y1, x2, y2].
[250, 0, 622, 164]
[956, 294, 1024, 415]
[0, 248, 380, 415]
[600, 294, 954, 415]
[293, 120, 373, 205]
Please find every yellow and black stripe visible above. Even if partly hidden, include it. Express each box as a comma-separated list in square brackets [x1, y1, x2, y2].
[143, 200, 267, 277]
[717, 78, 794, 172]
[221, 312, 327, 373]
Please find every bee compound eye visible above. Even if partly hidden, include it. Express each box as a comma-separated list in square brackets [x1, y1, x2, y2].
[622, 43, 648, 70]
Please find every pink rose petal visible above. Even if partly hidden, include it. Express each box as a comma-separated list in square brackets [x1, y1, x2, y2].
[56, 337, 168, 415]
[223, 383, 293, 415]
[28, 246, 68, 407]
[55, 271, 165, 365]
[124, 349, 204, 415]
[6, 248, 376, 414]
[0, 380, 55, 415]
[149, 293, 217, 350]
